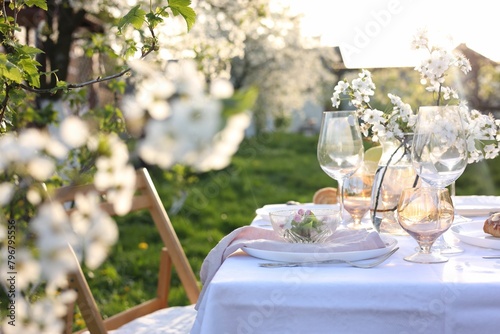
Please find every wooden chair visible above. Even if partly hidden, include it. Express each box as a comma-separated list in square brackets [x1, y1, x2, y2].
[58, 168, 200, 334]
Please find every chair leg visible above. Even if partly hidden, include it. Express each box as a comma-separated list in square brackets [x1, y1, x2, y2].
[157, 247, 172, 308]
[63, 300, 76, 334]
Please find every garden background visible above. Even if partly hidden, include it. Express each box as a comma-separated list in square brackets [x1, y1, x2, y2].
[2, 0, 500, 330]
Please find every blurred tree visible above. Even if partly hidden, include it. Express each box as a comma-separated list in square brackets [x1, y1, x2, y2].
[458, 44, 500, 114]
[162, 0, 339, 133]
[230, 24, 339, 132]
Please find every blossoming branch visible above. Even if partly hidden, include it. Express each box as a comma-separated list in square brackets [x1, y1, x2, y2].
[330, 29, 500, 163]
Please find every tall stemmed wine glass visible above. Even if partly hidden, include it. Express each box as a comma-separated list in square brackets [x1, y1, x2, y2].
[397, 187, 455, 263]
[317, 111, 364, 225]
[411, 106, 468, 253]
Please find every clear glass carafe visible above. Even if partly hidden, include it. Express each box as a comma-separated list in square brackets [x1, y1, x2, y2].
[370, 134, 418, 235]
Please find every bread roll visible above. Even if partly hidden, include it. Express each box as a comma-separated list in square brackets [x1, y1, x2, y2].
[313, 187, 338, 204]
[484, 212, 500, 237]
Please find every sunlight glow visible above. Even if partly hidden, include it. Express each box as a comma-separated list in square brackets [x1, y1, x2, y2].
[283, 0, 500, 68]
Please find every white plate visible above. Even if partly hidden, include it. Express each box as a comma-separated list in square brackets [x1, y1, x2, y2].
[452, 196, 500, 217]
[256, 203, 340, 221]
[451, 220, 500, 250]
[242, 235, 397, 262]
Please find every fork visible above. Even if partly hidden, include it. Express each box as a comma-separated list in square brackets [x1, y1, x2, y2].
[259, 247, 399, 269]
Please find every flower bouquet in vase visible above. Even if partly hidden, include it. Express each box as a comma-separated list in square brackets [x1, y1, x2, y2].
[370, 133, 418, 235]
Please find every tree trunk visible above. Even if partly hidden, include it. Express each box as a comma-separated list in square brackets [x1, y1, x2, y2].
[37, 1, 86, 101]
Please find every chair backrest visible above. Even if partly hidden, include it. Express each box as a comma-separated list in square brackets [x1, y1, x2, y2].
[58, 168, 200, 333]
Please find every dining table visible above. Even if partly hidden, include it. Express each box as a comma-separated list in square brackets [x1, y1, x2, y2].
[190, 196, 500, 334]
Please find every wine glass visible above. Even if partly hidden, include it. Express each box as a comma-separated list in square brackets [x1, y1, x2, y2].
[412, 106, 468, 188]
[317, 111, 364, 225]
[343, 161, 376, 229]
[411, 106, 468, 254]
[396, 187, 455, 263]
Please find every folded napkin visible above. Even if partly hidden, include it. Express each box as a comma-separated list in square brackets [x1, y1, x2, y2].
[195, 226, 386, 309]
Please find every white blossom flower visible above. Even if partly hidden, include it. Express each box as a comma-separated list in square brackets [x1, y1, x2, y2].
[484, 144, 499, 159]
[362, 108, 385, 125]
[30, 202, 77, 284]
[44, 136, 69, 159]
[459, 105, 500, 162]
[0, 248, 41, 290]
[27, 156, 55, 181]
[139, 96, 223, 171]
[334, 81, 349, 94]
[331, 92, 341, 108]
[441, 86, 459, 101]
[166, 60, 206, 97]
[331, 81, 350, 107]
[130, 57, 248, 172]
[371, 123, 387, 142]
[70, 191, 119, 269]
[59, 115, 89, 148]
[105, 165, 136, 216]
[193, 112, 251, 171]
[0, 127, 70, 183]
[26, 187, 43, 205]
[210, 78, 234, 98]
[330, 70, 417, 142]
[0, 182, 14, 205]
[456, 53, 472, 74]
[17, 128, 47, 162]
[2, 291, 75, 334]
[411, 30, 471, 102]
[411, 28, 429, 50]
[0, 133, 17, 170]
[94, 134, 136, 216]
[138, 120, 177, 168]
[123, 58, 247, 167]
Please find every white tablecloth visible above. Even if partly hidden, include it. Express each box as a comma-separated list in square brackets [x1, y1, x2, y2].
[192, 200, 500, 334]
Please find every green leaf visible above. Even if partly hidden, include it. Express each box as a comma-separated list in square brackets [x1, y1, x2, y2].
[118, 5, 146, 31]
[0, 55, 23, 83]
[222, 86, 259, 117]
[19, 58, 41, 87]
[56, 81, 68, 88]
[124, 44, 138, 58]
[108, 80, 126, 95]
[19, 45, 43, 56]
[25, 0, 48, 11]
[0, 22, 14, 31]
[168, 0, 196, 31]
[5, 66, 24, 83]
[146, 12, 164, 30]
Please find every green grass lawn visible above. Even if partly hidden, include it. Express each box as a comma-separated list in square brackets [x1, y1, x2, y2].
[85, 132, 500, 320]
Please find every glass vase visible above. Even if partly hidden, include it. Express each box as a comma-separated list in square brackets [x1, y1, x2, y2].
[370, 133, 418, 235]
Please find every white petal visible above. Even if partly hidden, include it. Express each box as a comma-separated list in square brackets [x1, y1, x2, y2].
[60, 116, 89, 148]
[27, 157, 55, 181]
[0, 182, 14, 205]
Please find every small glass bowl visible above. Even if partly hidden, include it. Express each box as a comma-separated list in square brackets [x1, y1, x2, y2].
[269, 208, 341, 243]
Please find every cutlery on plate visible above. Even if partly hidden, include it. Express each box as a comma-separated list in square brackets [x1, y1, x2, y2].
[455, 209, 500, 217]
[259, 247, 399, 269]
[482, 256, 500, 259]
